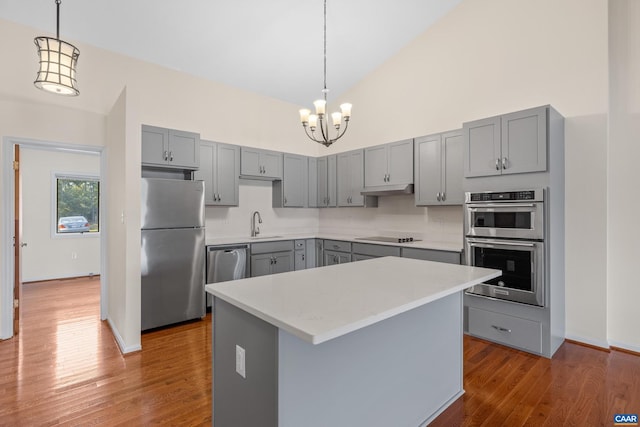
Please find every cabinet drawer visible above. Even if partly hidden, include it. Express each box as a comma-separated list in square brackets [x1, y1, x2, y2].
[352, 243, 400, 258]
[401, 247, 461, 264]
[324, 240, 351, 253]
[251, 240, 294, 254]
[294, 240, 306, 250]
[468, 307, 542, 354]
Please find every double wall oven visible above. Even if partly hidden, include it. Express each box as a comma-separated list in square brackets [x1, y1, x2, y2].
[464, 189, 546, 307]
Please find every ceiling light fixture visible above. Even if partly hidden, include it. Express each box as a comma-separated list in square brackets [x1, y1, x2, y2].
[298, 0, 352, 147]
[34, 0, 80, 96]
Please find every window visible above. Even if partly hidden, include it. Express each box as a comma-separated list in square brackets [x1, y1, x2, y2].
[54, 174, 100, 235]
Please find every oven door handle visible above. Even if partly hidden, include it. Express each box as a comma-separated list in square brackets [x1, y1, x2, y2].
[466, 203, 537, 210]
[467, 238, 536, 248]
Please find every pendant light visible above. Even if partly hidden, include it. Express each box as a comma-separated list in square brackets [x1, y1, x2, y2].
[298, 0, 352, 147]
[34, 0, 80, 96]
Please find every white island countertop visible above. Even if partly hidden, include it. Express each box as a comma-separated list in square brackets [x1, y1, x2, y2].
[206, 257, 500, 345]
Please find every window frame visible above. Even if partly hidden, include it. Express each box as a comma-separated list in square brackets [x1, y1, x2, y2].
[51, 172, 101, 239]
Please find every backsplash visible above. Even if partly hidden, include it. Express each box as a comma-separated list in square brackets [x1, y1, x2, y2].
[204, 180, 463, 246]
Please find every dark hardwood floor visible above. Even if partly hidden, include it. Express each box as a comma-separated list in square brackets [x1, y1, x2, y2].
[1, 277, 638, 426]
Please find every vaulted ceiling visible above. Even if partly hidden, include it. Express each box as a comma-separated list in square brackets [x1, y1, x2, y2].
[0, 0, 461, 106]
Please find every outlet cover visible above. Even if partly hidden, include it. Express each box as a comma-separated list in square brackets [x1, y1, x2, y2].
[235, 345, 246, 378]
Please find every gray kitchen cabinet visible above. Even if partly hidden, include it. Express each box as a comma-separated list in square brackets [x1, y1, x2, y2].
[317, 155, 337, 207]
[463, 105, 547, 177]
[323, 240, 351, 265]
[401, 247, 461, 264]
[307, 157, 318, 208]
[415, 130, 463, 206]
[294, 240, 306, 270]
[337, 149, 371, 207]
[364, 139, 413, 187]
[313, 239, 324, 268]
[352, 254, 375, 261]
[240, 147, 283, 179]
[324, 249, 352, 266]
[273, 153, 308, 208]
[352, 243, 401, 259]
[194, 140, 240, 206]
[141, 125, 200, 170]
[250, 240, 294, 277]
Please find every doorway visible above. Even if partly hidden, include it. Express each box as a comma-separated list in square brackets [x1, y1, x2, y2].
[1, 137, 107, 339]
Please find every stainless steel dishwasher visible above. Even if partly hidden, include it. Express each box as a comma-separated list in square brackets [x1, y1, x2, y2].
[206, 244, 249, 309]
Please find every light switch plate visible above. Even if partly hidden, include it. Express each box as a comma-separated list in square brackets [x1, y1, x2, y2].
[235, 345, 246, 378]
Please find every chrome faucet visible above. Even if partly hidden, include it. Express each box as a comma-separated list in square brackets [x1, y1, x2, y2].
[251, 211, 263, 237]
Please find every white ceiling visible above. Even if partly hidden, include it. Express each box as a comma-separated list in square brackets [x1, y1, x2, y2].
[0, 0, 461, 106]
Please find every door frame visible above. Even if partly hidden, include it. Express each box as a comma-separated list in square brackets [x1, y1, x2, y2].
[1, 136, 108, 339]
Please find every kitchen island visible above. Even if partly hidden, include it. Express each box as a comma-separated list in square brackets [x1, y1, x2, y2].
[206, 256, 500, 427]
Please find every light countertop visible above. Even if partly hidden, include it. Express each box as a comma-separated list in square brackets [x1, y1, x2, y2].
[206, 256, 500, 345]
[205, 233, 463, 252]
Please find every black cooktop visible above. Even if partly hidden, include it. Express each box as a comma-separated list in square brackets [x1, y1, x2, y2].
[355, 236, 421, 243]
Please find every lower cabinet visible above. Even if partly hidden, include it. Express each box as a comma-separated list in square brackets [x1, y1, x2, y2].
[352, 243, 401, 261]
[401, 247, 461, 264]
[294, 239, 307, 270]
[324, 250, 351, 265]
[250, 241, 294, 277]
[467, 307, 543, 354]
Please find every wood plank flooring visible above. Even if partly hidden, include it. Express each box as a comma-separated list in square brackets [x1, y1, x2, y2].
[1, 277, 638, 426]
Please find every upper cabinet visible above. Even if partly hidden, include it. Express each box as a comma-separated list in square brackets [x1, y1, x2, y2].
[463, 106, 547, 177]
[273, 153, 308, 208]
[336, 149, 377, 207]
[142, 125, 200, 170]
[317, 155, 337, 208]
[240, 147, 283, 180]
[364, 139, 414, 187]
[194, 140, 240, 206]
[415, 130, 463, 206]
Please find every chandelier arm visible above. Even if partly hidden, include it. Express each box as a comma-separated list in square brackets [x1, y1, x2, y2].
[318, 116, 330, 145]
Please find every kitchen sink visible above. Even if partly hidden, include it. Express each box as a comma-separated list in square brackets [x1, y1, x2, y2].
[249, 235, 282, 240]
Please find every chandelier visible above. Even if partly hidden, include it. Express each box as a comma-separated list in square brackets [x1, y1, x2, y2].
[34, 0, 80, 96]
[298, 0, 352, 147]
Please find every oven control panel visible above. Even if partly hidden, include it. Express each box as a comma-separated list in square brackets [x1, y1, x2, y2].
[467, 189, 542, 203]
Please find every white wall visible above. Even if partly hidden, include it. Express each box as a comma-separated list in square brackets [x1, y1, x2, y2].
[21, 148, 101, 282]
[607, 0, 640, 352]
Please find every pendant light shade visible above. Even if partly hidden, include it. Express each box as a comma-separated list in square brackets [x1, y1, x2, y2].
[34, 0, 80, 96]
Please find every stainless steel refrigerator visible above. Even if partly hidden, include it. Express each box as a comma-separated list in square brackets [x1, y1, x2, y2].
[141, 178, 206, 331]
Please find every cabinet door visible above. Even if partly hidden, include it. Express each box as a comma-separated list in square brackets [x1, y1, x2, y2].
[463, 116, 501, 177]
[441, 130, 464, 205]
[387, 139, 413, 185]
[194, 141, 216, 205]
[349, 150, 365, 206]
[283, 154, 306, 207]
[216, 143, 240, 206]
[294, 250, 306, 271]
[261, 151, 283, 179]
[250, 254, 273, 277]
[308, 157, 318, 208]
[141, 125, 169, 166]
[240, 147, 261, 176]
[272, 252, 294, 274]
[324, 250, 340, 266]
[501, 107, 547, 175]
[168, 129, 199, 169]
[317, 156, 328, 206]
[327, 155, 337, 207]
[414, 134, 442, 206]
[353, 254, 375, 262]
[364, 145, 388, 187]
[336, 153, 351, 206]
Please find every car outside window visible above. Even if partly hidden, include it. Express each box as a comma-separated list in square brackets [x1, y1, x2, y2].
[54, 174, 100, 235]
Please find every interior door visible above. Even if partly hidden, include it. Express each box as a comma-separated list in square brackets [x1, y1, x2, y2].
[13, 144, 22, 334]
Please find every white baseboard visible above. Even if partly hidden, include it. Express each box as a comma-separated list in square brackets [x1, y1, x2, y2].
[564, 333, 610, 350]
[107, 318, 142, 354]
[608, 339, 640, 354]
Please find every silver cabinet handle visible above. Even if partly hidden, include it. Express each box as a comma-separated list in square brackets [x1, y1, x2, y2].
[436, 192, 441, 202]
[164, 150, 169, 161]
[302, 254, 305, 261]
[21, 242, 27, 247]
[284, 197, 287, 204]
[442, 192, 446, 202]
[502, 157, 507, 170]
[333, 245, 340, 249]
[491, 325, 512, 333]
[169, 151, 174, 162]
[495, 159, 500, 170]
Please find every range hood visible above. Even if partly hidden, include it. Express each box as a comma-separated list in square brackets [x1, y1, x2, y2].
[360, 183, 414, 197]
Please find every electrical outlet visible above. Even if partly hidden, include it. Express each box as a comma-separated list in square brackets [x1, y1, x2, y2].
[235, 345, 246, 378]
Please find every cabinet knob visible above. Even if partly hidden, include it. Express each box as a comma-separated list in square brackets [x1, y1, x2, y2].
[442, 192, 446, 202]
[436, 192, 441, 202]
[495, 159, 500, 170]
[164, 150, 169, 161]
[169, 151, 174, 162]
[502, 157, 507, 170]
